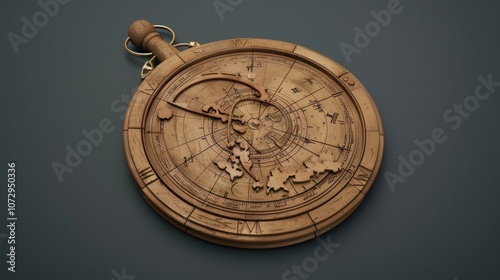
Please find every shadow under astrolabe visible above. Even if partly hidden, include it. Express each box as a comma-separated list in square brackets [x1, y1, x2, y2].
[123, 20, 384, 248]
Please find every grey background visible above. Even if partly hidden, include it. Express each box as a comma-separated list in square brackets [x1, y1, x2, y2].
[1, 0, 499, 279]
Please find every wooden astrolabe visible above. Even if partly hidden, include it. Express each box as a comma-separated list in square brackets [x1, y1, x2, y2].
[123, 20, 384, 248]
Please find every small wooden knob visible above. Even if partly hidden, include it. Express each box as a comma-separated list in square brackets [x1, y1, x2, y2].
[128, 20, 156, 48]
[127, 19, 178, 62]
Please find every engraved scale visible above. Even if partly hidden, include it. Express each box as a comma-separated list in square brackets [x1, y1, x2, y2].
[123, 20, 384, 248]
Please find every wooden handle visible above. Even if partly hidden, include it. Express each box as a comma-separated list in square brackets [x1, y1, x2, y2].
[128, 20, 179, 62]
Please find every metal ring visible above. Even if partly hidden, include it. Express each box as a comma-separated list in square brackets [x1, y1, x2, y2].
[172, 42, 190, 48]
[172, 42, 200, 48]
[124, 25, 176, 57]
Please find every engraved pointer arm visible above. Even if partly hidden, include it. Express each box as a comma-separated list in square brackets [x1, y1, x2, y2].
[166, 101, 243, 123]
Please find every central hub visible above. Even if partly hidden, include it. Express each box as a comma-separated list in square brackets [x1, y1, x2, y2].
[247, 118, 263, 130]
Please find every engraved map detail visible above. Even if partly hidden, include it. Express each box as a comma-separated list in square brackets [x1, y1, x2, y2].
[154, 52, 358, 204]
[159, 65, 350, 196]
[254, 150, 342, 194]
[214, 143, 252, 181]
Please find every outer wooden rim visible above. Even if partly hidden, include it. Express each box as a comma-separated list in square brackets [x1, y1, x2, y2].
[123, 38, 384, 248]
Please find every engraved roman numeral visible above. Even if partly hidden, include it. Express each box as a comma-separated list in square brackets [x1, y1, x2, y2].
[349, 165, 372, 187]
[231, 39, 250, 47]
[139, 166, 155, 180]
[237, 221, 262, 234]
[291, 87, 302, 93]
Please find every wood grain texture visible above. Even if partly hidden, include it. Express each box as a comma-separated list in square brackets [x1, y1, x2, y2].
[123, 20, 384, 248]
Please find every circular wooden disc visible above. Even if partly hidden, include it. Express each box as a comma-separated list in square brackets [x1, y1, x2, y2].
[123, 38, 383, 248]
